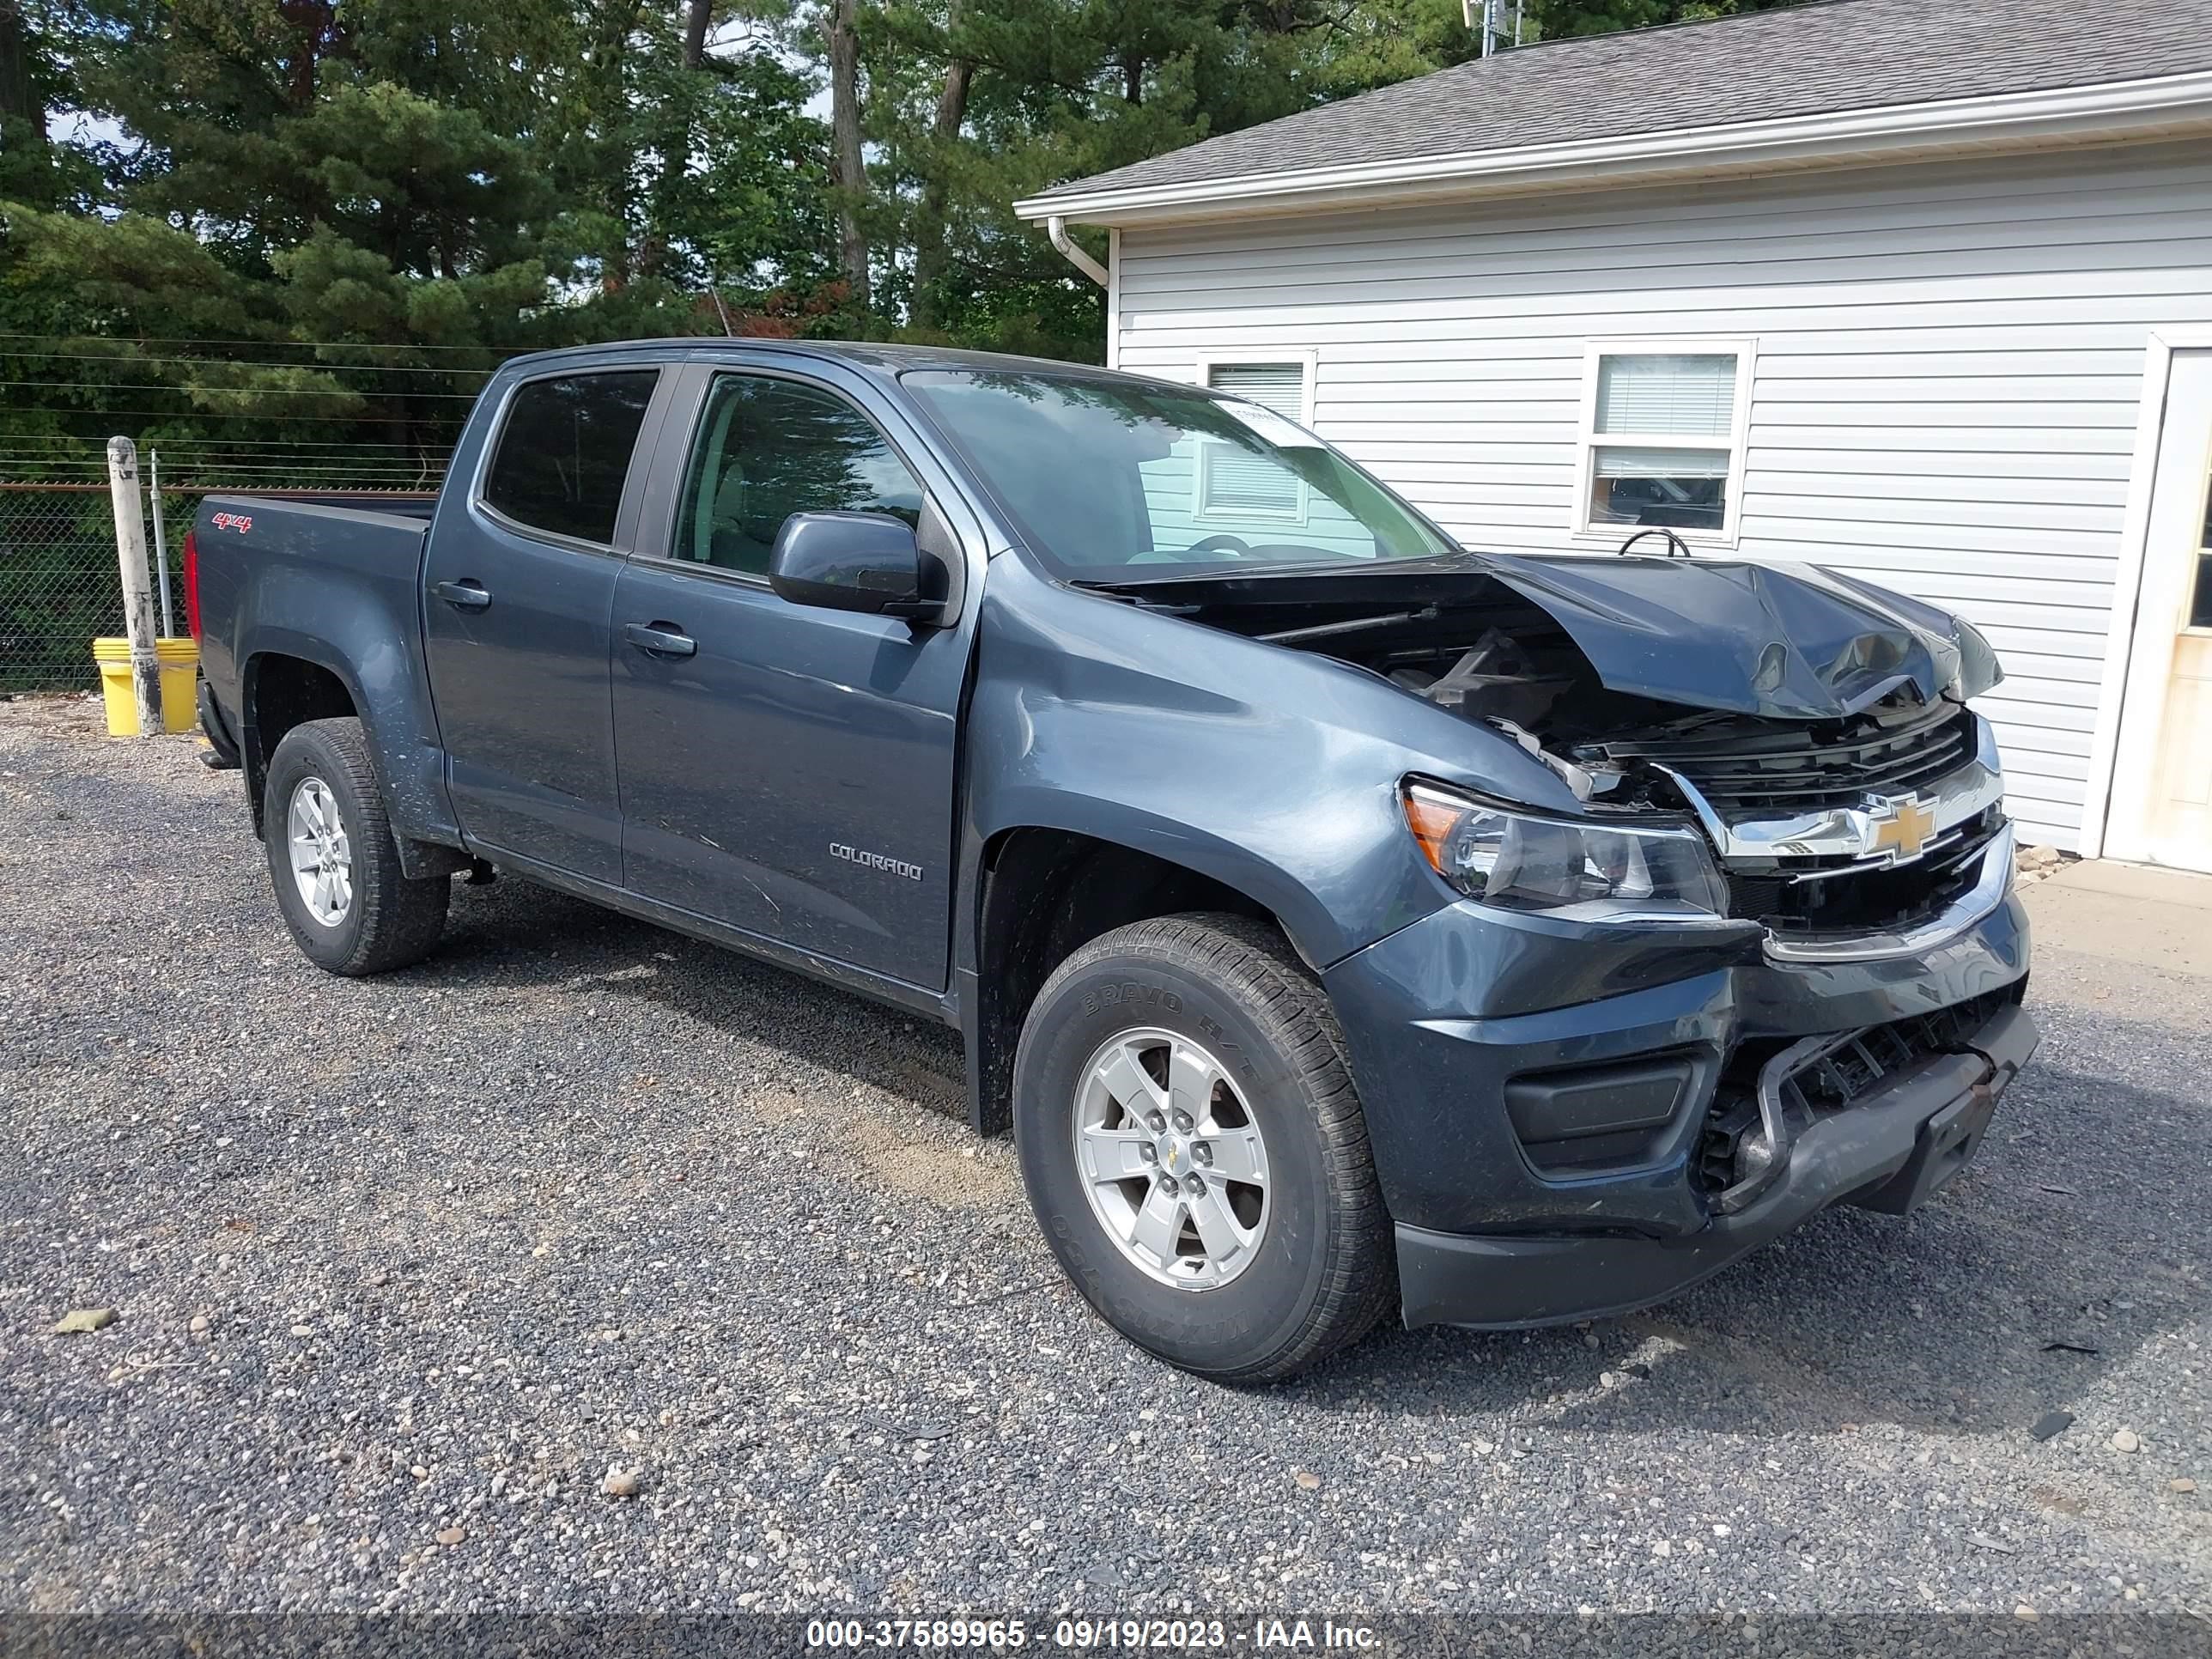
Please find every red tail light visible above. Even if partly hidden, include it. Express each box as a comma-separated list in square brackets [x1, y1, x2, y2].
[182, 528, 202, 640]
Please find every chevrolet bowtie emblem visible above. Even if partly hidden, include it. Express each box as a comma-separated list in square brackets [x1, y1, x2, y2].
[1866, 795, 1937, 862]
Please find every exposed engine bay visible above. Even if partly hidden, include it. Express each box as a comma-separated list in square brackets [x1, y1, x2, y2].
[1088, 556, 2010, 941]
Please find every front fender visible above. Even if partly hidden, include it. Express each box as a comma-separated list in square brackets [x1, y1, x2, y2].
[959, 554, 1579, 972]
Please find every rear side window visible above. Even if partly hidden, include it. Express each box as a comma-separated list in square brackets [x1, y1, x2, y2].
[481, 370, 659, 545]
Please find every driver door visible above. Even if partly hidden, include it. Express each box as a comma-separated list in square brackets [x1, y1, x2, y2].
[610, 367, 975, 989]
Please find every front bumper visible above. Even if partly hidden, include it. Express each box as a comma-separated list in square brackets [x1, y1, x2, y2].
[1322, 871, 2036, 1330]
[1395, 1000, 2034, 1328]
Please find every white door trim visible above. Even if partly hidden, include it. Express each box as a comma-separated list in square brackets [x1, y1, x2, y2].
[2081, 327, 2212, 860]
[1104, 228, 1121, 372]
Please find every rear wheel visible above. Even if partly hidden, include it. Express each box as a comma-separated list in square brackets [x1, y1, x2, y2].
[1012, 914, 1394, 1382]
[263, 717, 448, 976]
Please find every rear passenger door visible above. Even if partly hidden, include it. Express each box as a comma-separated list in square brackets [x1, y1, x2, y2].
[423, 366, 665, 884]
[609, 365, 977, 990]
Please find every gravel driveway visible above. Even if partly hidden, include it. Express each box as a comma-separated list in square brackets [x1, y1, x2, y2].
[3, 696, 2208, 1627]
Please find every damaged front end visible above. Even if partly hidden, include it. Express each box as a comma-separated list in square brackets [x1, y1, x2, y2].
[1082, 550, 2039, 1328]
[1087, 552, 2015, 957]
[1079, 544, 2045, 1333]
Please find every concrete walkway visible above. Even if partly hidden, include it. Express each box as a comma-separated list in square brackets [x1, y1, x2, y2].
[2024, 859, 2212, 981]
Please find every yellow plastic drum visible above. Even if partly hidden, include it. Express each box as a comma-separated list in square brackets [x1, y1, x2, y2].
[93, 637, 199, 736]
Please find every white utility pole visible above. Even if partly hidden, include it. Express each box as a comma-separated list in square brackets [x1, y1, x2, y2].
[149, 448, 176, 637]
[106, 436, 163, 737]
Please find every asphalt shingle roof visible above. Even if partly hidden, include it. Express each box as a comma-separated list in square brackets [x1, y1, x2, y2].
[1028, 0, 2212, 204]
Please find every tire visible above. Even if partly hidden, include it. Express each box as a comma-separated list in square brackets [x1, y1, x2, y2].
[262, 717, 449, 976]
[1012, 913, 1395, 1382]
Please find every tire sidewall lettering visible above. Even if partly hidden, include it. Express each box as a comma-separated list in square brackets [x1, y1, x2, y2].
[1081, 981, 1182, 1018]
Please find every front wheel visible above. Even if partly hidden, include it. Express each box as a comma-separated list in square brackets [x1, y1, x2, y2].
[262, 717, 449, 976]
[1012, 914, 1395, 1382]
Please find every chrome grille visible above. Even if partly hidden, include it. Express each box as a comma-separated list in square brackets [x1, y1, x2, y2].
[1621, 702, 1974, 814]
[1592, 697, 2004, 939]
[1726, 811, 2003, 933]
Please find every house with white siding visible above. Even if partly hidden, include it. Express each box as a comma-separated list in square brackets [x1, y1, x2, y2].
[1014, 0, 2212, 870]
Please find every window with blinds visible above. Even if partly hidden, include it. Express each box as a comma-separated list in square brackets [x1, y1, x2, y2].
[1208, 362, 1307, 418]
[1579, 345, 1750, 542]
[1200, 359, 1310, 519]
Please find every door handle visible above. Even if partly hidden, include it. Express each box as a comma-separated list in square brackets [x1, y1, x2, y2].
[624, 621, 697, 659]
[434, 580, 492, 611]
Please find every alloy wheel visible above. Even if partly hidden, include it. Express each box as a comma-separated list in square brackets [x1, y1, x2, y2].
[286, 775, 354, 927]
[1072, 1027, 1271, 1290]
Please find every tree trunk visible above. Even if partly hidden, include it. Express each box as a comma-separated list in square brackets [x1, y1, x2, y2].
[682, 0, 712, 70]
[0, 1, 33, 124]
[639, 0, 715, 280]
[589, 0, 643, 289]
[275, 0, 341, 111]
[828, 0, 870, 310]
[0, 1, 40, 144]
[909, 0, 972, 331]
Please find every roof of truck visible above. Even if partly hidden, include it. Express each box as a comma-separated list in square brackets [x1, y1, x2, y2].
[501, 337, 1133, 381]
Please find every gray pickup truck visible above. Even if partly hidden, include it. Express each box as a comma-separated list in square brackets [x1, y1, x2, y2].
[188, 340, 2037, 1382]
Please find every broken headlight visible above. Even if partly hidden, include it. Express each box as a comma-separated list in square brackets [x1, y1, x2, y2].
[1401, 781, 1729, 922]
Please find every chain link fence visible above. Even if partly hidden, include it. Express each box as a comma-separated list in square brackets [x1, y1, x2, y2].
[0, 483, 131, 695]
[0, 442, 444, 696]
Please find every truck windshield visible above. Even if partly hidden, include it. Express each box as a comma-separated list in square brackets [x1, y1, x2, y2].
[902, 369, 1453, 578]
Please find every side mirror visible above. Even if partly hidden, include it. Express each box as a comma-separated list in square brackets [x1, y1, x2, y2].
[769, 511, 943, 623]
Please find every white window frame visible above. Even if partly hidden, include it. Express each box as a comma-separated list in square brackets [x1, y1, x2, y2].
[1193, 349, 1319, 525]
[1571, 338, 1755, 550]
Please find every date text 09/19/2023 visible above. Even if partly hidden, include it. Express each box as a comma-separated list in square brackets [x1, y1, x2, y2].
[803, 1618, 1382, 1650]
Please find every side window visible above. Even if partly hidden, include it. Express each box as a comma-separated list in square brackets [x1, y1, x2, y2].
[674, 374, 926, 575]
[481, 370, 659, 545]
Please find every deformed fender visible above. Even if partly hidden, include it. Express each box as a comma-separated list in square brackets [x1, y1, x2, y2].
[956, 553, 1581, 975]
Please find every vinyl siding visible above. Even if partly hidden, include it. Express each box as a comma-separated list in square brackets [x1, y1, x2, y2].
[1112, 143, 2212, 849]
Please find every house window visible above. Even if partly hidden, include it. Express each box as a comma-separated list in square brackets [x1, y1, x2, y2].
[1578, 343, 1752, 543]
[1200, 356, 1315, 520]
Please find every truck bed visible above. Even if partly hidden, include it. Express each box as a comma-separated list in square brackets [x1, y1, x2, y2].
[192, 493, 453, 854]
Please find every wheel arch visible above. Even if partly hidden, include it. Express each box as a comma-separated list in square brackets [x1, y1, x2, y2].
[241, 649, 358, 832]
[242, 644, 468, 879]
[960, 824, 1301, 1137]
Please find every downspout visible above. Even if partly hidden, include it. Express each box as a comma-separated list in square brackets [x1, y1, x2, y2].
[1045, 215, 1109, 287]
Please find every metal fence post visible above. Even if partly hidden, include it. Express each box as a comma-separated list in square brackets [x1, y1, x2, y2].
[105, 437, 163, 736]
[149, 448, 176, 638]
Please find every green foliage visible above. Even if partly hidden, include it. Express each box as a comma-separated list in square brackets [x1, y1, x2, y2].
[0, 0, 1796, 460]
[1528, 0, 1801, 40]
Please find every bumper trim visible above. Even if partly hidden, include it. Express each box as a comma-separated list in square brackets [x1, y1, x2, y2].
[1395, 1000, 2038, 1331]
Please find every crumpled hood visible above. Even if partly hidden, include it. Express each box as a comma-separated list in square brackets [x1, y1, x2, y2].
[1479, 553, 2003, 720]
